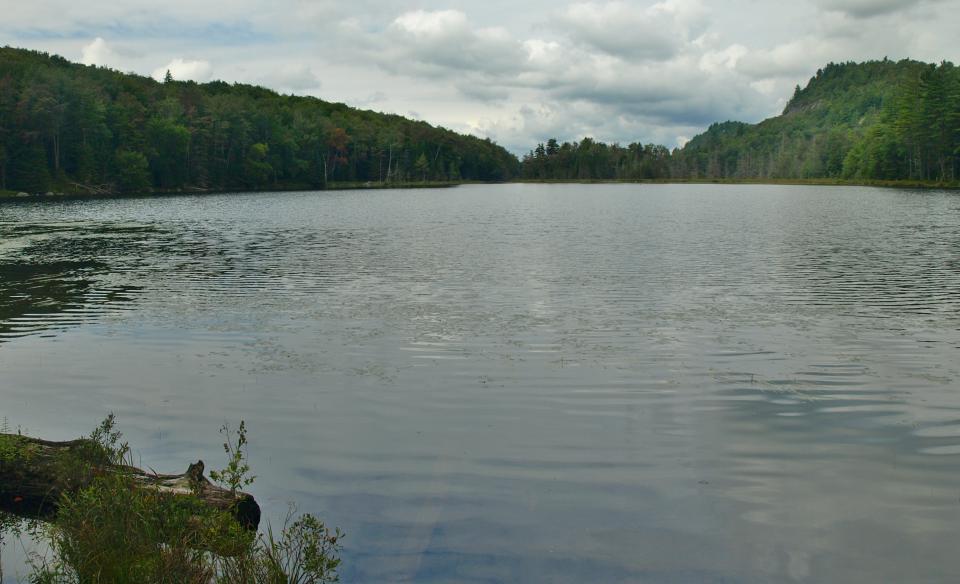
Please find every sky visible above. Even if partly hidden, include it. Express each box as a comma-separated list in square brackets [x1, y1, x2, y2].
[2, 0, 958, 154]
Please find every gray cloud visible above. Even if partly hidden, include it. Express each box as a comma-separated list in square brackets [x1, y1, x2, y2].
[814, 0, 928, 18]
[379, 10, 528, 78]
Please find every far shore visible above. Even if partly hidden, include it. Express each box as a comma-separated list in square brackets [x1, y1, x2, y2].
[3, 177, 959, 201]
[513, 177, 960, 190]
[0, 181, 461, 201]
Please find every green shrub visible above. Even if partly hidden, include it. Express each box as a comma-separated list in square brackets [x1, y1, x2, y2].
[2, 417, 342, 584]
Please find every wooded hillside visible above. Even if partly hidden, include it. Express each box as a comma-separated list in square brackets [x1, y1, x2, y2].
[0, 47, 519, 195]
[674, 59, 960, 182]
[522, 59, 960, 184]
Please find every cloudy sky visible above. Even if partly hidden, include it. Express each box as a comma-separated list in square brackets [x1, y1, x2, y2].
[2, 0, 958, 153]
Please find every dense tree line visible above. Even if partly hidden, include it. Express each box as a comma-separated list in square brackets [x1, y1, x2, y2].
[521, 59, 960, 184]
[843, 62, 960, 181]
[672, 59, 960, 182]
[2, 47, 956, 194]
[0, 47, 518, 194]
[520, 138, 671, 180]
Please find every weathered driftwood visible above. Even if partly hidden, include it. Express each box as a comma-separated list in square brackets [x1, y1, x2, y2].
[66, 181, 115, 196]
[0, 434, 260, 530]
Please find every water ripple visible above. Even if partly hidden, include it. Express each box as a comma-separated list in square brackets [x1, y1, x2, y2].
[2, 185, 960, 583]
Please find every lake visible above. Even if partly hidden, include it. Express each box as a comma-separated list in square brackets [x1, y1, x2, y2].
[2, 183, 959, 583]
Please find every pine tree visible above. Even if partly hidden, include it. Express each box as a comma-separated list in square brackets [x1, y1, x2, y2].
[918, 62, 956, 181]
[893, 70, 924, 179]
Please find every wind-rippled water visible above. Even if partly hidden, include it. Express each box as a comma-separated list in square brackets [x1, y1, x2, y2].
[2, 184, 960, 583]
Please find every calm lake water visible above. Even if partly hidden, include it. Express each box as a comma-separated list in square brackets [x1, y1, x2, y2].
[2, 183, 960, 582]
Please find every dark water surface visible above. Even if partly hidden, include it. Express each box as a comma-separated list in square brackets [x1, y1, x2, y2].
[2, 184, 960, 582]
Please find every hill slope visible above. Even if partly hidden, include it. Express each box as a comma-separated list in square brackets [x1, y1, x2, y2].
[672, 59, 960, 182]
[0, 47, 519, 195]
[519, 59, 959, 184]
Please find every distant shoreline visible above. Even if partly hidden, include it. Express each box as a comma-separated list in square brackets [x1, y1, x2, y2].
[0, 181, 461, 201]
[513, 178, 960, 190]
[3, 178, 958, 201]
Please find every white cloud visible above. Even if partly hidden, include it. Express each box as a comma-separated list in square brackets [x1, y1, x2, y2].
[738, 39, 828, 79]
[555, 0, 706, 61]
[259, 63, 320, 91]
[699, 44, 748, 73]
[749, 79, 779, 95]
[384, 9, 527, 77]
[152, 58, 213, 82]
[80, 37, 119, 67]
[392, 9, 468, 37]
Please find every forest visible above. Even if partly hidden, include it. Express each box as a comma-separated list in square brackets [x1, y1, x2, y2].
[0, 47, 518, 195]
[521, 59, 960, 184]
[2, 48, 958, 195]
[520, 138, 672, 181]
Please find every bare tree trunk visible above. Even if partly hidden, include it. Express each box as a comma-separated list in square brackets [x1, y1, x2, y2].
[386, 144, 393, 183]
[53, 133, 60, 173]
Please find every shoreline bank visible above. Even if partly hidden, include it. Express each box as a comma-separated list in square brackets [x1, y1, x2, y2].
[0, 181, 462, 201]
[4, 178, 958, 202]
[513, 178, 960, 189]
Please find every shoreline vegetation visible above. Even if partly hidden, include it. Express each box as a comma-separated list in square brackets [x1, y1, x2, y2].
[2, 176, 958, 202]
[2, 49, 959, 200]
[0, 47, 960, 199]
[0, 417, 342, 584]
[0, 47, 517, 198]
[0, 180, 462, 200]
[519, 61, 960, 184]
[514, 177, 960, 189]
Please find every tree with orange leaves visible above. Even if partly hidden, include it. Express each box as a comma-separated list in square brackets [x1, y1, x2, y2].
[322, 127, 348, 185]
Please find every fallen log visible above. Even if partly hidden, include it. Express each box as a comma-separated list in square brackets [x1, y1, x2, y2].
[66, 181, 115, 196]
[0, 433, 260, 530]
